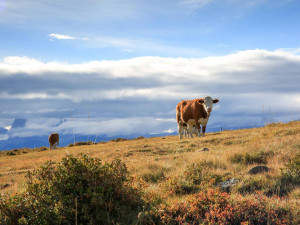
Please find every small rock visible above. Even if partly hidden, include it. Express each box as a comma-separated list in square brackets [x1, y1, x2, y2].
[249, 166, 270, 175]
[1, 183, 10, 189]
[197, 147, 209, 152]
[218, 178, 239, 192]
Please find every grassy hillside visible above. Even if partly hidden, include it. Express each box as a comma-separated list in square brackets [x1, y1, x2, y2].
[0, 121, 299, 224]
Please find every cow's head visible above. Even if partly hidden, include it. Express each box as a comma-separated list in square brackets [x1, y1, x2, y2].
[198, 96, 219, 116]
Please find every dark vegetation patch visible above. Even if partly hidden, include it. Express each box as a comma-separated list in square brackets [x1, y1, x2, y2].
[110, 138, 128, 142]
[5, 148, 32, 156]
[68, 141, 94, 147]
[134, 136, 145, 140]
[275, 129, 300, 136]
[38, 146, 48, 151]
[238, 177, 264, 195]
[229, 151, 274, 165]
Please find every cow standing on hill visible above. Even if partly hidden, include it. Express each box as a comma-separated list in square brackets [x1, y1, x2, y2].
[177, 98, 204, 137]
[176, 96, 219, 139]
[49, 133, 59, 150]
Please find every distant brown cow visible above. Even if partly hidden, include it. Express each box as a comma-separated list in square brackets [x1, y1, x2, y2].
[49, 133, 59, 150]
[177, 96, 219, 139]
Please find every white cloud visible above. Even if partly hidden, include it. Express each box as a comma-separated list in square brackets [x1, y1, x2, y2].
[48, 33, 88, 41]
[9, 117, 176, 138]
[0, 49, 300, 103]
[49, 33, 77, 40]
[4, 126, 12, 130]
[0, 134, 9, 141]
[1, 49, 300, 139]
[181, 0, 215, 8]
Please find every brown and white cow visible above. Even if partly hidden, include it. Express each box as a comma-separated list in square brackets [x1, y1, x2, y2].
[177, 96, 219, 139]
[49, 133, 59, 150]
[176, 98, 204, 137]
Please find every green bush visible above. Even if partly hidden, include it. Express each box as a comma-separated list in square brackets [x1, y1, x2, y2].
[0, 154, 144, 225]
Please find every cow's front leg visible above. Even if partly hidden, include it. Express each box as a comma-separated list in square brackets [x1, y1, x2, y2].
[187, 124, 194, 138]
[202, 125, 206, 137]
[195, 122, 201, 137]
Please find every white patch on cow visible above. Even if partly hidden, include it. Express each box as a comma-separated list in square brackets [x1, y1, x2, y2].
[187, 119, 196, 125]
[198, 117, 208, 126]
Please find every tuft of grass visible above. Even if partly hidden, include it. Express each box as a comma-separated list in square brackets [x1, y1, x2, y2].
[141, 164, 169, 183]
[184, 160, 228, 185]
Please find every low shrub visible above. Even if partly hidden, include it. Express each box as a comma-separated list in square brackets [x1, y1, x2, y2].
[145, 189, 290, 225]
[0, 154, 144, 225]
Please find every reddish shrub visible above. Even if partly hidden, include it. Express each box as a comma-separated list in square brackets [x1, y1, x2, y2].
[148, 189, 290, 225]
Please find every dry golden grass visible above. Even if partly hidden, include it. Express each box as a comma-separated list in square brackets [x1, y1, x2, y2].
[1, 121, 299, 208]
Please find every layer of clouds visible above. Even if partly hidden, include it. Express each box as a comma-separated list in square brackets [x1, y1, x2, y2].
[1, 49, 300, 137]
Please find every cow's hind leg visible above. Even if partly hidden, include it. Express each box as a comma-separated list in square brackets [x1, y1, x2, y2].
[178, 124, 183, 139]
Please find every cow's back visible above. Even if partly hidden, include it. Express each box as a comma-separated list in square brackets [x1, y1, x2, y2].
[176, 98, 204, 123]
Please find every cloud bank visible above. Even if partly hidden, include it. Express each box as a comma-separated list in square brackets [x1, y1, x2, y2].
[0, 49, 299, 139]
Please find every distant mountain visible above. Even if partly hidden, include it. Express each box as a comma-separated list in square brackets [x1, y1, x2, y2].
[11, 119, 27, 129]
[0, 133, 151, 151]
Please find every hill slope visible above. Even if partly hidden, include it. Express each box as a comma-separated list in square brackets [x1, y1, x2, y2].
[0, 121, 299, 223]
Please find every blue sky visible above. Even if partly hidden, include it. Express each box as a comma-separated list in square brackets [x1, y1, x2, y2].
[1, 0, 300, 61]
[0, 0, 300, 143]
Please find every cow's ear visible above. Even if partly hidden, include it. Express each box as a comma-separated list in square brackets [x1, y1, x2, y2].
[197, 100, 204, 103]
[213, 99, 219, 103]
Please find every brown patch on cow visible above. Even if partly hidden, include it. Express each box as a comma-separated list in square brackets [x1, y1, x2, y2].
[176, 98, 204, 125]
[180, 100, 208, 131]
[49, 133, 59, 150]
[213, 99, 219, 103]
